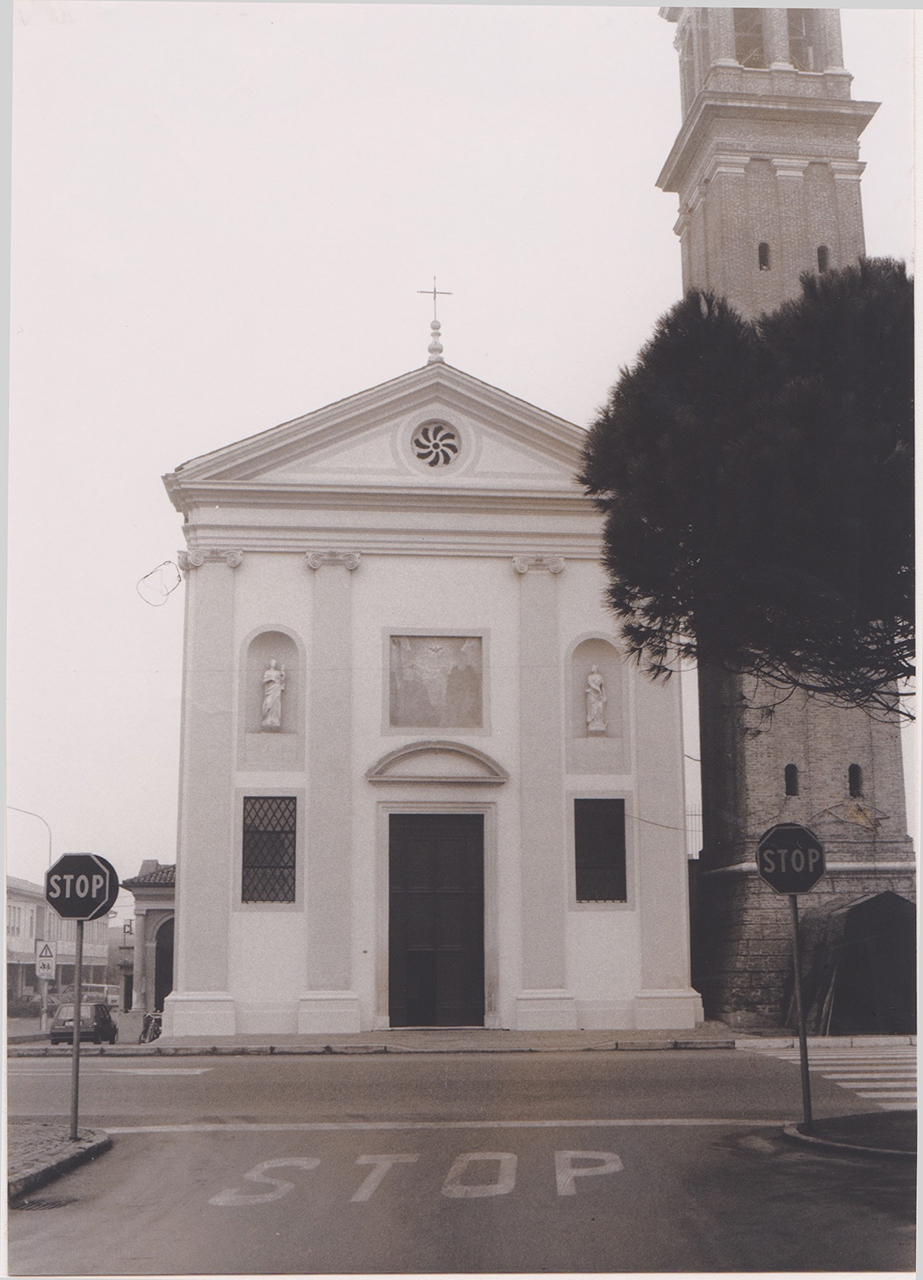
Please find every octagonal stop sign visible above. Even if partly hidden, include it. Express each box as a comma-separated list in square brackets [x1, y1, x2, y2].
[45, 853, 119, 921]
[756, 823, 826, 895]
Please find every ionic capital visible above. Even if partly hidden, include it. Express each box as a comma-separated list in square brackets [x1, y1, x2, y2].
[513, 555, 565, 575]
[305, 550, 361, 571]
[178, 549, 243, 570]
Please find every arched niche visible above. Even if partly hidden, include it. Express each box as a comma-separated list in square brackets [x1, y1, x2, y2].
[566, 636, 628, 775]
[570, 638, 624, 740]
[238, 628, 305, 770]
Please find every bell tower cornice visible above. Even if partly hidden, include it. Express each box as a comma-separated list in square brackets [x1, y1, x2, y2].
[658, 91, 878, 198]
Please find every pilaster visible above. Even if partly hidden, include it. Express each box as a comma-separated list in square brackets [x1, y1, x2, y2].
[772, 158, 810, 299]
[163, 550, 241, 1038]
[708, 7, 737, 65]
[633, 676, 703, 1030]
[763, 9, 792, 68]
[512, 554, 576, 1029]
[300, 550, 361, 1032]
[830, 161, 868, 261]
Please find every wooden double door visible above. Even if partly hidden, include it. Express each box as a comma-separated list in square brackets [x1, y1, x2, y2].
[388, 813, 485, 1027]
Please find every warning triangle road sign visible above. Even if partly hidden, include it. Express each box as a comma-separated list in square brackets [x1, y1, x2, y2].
[38, 943, 53, 958]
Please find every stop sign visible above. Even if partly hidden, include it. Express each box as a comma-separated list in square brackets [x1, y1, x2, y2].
[756, 823, 826, 895]
[45, 853, 120, 921]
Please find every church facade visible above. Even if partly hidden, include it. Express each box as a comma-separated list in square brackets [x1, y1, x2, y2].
[161, 346, 703, 1036]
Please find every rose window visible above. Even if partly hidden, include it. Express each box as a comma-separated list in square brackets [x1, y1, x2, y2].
[412, 422, 459, 467]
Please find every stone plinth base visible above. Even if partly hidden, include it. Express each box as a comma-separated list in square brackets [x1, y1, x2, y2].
[162, 991, 237, 1038]
[513, 990, 578, 1030]
[237, 1003, 299, 1035]
[297, 992, 362, 1034]
[633, 989, 704, 1030]
[574, 1000, 635, 1030]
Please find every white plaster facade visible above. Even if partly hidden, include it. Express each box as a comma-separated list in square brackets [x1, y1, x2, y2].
[162, 360, 703, 1037]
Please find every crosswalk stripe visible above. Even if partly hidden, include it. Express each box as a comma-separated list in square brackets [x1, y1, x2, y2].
[743, 1043, 917, 1111]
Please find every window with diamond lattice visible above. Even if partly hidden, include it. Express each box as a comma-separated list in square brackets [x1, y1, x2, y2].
[242, 797, 297, 903]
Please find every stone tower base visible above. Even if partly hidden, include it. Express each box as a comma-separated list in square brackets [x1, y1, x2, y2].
[691, 862, 916, 1030]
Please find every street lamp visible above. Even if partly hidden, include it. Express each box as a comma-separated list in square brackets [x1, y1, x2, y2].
[6, 806, 54, 1030]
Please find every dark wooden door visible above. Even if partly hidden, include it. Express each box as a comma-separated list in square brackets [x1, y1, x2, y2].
[389, 813, 485, 1027]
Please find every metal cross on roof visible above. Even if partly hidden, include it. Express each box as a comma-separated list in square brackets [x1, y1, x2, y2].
[417, 277, 453, 321]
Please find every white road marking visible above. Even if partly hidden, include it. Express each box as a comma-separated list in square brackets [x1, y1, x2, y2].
[99, 1068, 213, 1076]
[209, 1158, 320, 1206]
[442, 1152, 517, 1198]
[351, 1154, 419, 1202]
[555, 1150, 623, 1195]
[743, 1044, 917, 1111]
[106, 1117, 787, 1135]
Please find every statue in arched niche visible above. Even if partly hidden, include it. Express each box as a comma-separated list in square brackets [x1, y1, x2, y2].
[261, 658, 286, 730]
[585, 666, 607, 734]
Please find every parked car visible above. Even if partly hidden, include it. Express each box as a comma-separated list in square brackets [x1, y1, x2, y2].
[49, 1003, 118, 1045]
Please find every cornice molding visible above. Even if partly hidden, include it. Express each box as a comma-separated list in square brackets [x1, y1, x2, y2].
[166, 480, 595, 521]
[657, 93, 878, 195]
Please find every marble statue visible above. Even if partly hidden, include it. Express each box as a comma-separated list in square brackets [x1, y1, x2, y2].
[585, 666, 607, 733]
[261, 659, 285, 729]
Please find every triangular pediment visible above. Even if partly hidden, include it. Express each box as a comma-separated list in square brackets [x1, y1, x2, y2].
[164, 363, 588, 514]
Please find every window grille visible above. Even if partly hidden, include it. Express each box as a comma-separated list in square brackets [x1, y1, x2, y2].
[242, 796, 297, 903]
[575, 799, 627, 903]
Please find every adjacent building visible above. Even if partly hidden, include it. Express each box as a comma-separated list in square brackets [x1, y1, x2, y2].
[6, 875, 109, 1005]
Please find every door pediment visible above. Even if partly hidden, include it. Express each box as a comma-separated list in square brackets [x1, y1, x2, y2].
[366, 741, 508, 786]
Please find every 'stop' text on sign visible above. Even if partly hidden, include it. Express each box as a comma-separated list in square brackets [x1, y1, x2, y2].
[45, 853, 120, 921]
[756, 823, 826, 895]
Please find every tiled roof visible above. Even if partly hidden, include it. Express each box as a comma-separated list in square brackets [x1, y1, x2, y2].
[121, 864, 176, 890]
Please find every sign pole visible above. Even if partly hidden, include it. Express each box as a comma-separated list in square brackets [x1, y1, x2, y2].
[788, 893, 813, 1132]
[70, 919, 84, 1142]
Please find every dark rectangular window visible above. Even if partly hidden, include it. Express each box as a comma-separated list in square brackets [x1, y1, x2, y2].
[242, 796, 296, 903]
[575, 799, 627, 903]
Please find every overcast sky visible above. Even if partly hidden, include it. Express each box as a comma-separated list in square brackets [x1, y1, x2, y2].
[7, 3, 915, 903]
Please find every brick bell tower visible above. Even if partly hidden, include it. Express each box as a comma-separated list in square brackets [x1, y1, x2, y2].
[657, 8, 915, 1029]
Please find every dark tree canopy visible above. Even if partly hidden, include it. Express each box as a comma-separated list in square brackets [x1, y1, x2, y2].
[579, 258, 914, 717]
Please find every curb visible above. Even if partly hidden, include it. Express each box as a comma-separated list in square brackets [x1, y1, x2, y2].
[781, 1123, 916, 1161]
[8, 1038, 738, 1057]
[8, 1131, 113, 1201]
[737, 1035, 917, 1050]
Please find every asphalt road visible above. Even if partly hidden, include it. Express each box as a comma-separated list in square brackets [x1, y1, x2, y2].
[7, 1051, 916, 1274]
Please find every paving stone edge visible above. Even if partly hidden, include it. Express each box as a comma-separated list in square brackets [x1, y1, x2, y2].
[8, 1130, 112, 1201]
